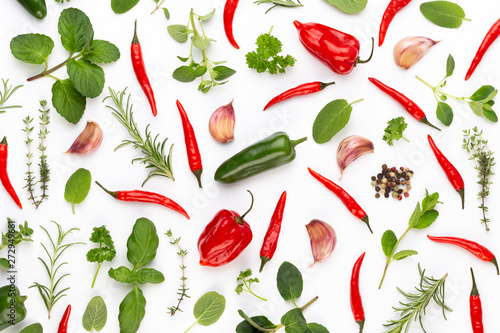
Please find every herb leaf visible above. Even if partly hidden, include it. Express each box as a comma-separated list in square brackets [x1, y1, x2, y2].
[126, 217, 159, 269]
[446, 54, 455, 78]
[408, 202, 422, 229]
[51, 79, 86, 124]
[134, 268, 165, 284]
[118, 285, 146, 333]
[108, 266, 135, 283]
[235, 269, 267, 301]
[381, 230, 397, 257]
[393, 250, 418, 261]
[324, 0, 367, 13]
[67, 59, 105, 98]
[470, 85, 497, 102]
[58, 8, 93, 53]
[111, 0, 141, 14]
[281, 308, 308, 333]
[420, 1, 469, 29]
[87, 225, 116, 288]
[277, 261, 303, 301]
[313, 99, 363, 144]
[192, 291, 226, 327]
[168, 25, 189, 43]
[246, 30, 296, 74]
[83, 40, 121, 64]
[236, 315, 276, 333]
[64, 168, 91, 214]
[82, 296, 107, 332]
[10, 34, 54, 65]
[436, 101, 453, 126]
[413, 210, 439, 229]
[20, 323, 43, 333]
[213, 66, 237, 81]
[383, 117, 408, 146]
[172, 66, 197, 82]
[306, 322, 330, 332]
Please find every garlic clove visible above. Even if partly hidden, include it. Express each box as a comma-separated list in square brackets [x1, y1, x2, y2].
[209, 100, 235, 143]
[337, 135, 374, 179]
[394, 36, 440, 69]
[306, 219, 337, 267]
[65, 120, 103, 154]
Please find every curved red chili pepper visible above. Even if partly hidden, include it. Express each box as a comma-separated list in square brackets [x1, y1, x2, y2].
[263, 81, 335, 111]
[57, 304, 71, 333]
[465, 18, 500, 81]
[350, 252, 366, 333]
[308, 167, 372, 233]
[378, 0, 412, 47]
[427, 135, 465, 209]
[0, 137, 22, 209]
[176, 100, 203, 188]
[223, 0, 240, 49]
[469, 268, 484, 333]
[368, 77, 440, 131]
[131, 20, 157, 117]
[427, 235, 499, 274]
[259, 191, 287, 272]
[95, 181, 189, 219]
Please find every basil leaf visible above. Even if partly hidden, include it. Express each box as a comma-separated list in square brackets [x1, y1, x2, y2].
[306, 323, 329, 333]
[51, 79, 86, 124]
[111, 0, 141, 14]
[10, 33, 54, 65]
[280, 308, 308, 333]
[58, 8, 94, 53]
[0, 258, 10, 269]
[168, 25, 189, 43]
[118, 285, 146, 333]
[64, 168, 91, 214]
[413, 210, 439, 229]
[67, 58, 105, 98]
[312, 99, 362, 144]
[173, 66, 197, 82]
[446, 54, 455, 78]
[134, 268, 165, 284]
[277, 261, 303, 301]
[236, 316, 276, 333]
[213, 66, 237, 81]
[408, 202, 422, 229]
[469, 101, 484, 117]
[193, 291, 226, 326]
[381, 230, 397, 257]
[108, 266, 135, 283]
[82, 296, 107, 332]
[83, 40, 121, 64]
[393, 250, 418, 261]
[127, 218, 159, 269]
[420, 1, 468, 29]
[162, 8, 170, 20]
[483, 109, 498, 122]
[324, 0, 367, 14]
[20, 323, 43, 333]
[436, 101, 453, 126]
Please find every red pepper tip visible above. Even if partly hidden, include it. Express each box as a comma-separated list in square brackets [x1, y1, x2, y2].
[293, 20, 302, 29]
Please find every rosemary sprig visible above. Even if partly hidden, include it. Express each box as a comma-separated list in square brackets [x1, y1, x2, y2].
[384, 264, 452, 333]
[0, 78, 23, 114]
[30, 221, 85, 319]
[166, 229, 189, 315]
[254, 0, 303, 14]
[104, 87, 174, 186]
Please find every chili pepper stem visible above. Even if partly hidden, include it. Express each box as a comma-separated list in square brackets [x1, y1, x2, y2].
[132, 19, 139, 44]
[470, 267, 479, 295]
[491, 257, 499, 275]
[193, 169, 203, 188]
[457, 188, 465, 210]
[259, 256, 270, 273]
[235, 190, 254, 224]
[362, 215, 373, 234]
[420, 116, 441, 131]
[94, 181, 119, 198]
[356, 38, 374, 64]
[290, 137, 307, 148]
[357, 319, 365, 333]
[319, 81, 336, 90]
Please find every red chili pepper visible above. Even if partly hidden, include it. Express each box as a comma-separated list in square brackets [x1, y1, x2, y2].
[427, 235, 499, 275]
[368, 77, 440, 131]
[378, 0, 412, 47]
[0, 137, 22, 209]
[198, 191, 254, 267]
[293, 21, 374, 75]
[223, 0, 239, 49]
[469, 268, 484, 333]
[131, 20, 157, 117]
[95, 181, 189, 219]
[263, 81, 335, 111]
[427, 135, 465, 209]
[350, 252, 366, 333]
[259, 191, 287, 272]
[308, 167, 372, 233]
[176, 100, 203, 188]
[57, 304, 71, 333]
[465, 18, 500, 81]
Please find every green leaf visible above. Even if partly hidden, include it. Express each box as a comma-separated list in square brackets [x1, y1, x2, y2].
[10, 33, 54, 65]
[118, 285, 146, 333]
[408, 202, 422, 229]
[168, 25, 189, 43]
[483, 109, 498, 122]
[470, 85, 496, 101]
[162, 8, 170, 20]
[108, 266, 135, 283]
[193, 65, 208, 77]
[246, 31, 296, 75]
[198, 9, 216, 21]
[381, 230, 397, 257]
[83, 40, 121, 64]
[469, 101, 484, 117]
[420, 1, 468, 29]
[172, 66, 197, 82]
[281, 308, 308, 333]
[0, 258, 10, 269]
[58, 8, 94, 53]
[383, 116, 408, 146]
[421, 190, 440, 213]
[20, 323, 43, 333]
[51, 79, 86, 124]
[306, 323, 329, 333]
[127, 217, 159, 269]
[82, 296, 107, 332]
[177, 56, 189, 62]
[193, 36, 212, 50]
[111, 0, 140, 14]
[436, 101, 453, 126]
[413, 210, 439, 229]
[277, 261, 303, 301]
[324, 0, 367, 14]
[213, 66, 236, 81]
[64, 168, 91, 214]
[393, 250, 418, 261]
[193, 291, 226, 326]
[134, 268, 165, 284]
[313, 99, 362, 144]
[67, 58, 105, 98]
[236, 316, 276, 333]
[446, 54, 455, 78]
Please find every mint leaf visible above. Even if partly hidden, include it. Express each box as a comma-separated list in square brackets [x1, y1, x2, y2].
[421, 191, 441, 212]
[306, 323, 329, 333]
[436, 101, 453, 126]
[393, 250, 418, 261]
[51, 79, 86, 124]
[281, 308, 308, 333]
[193, 291, 226, 326]
[408, 202, 422, 229]
[277, 261, 303, 302]
[313, 99, 363, 144]
[420, 1, 468, 29]
[64, 168, 91, 214]
[111, 0, 141, 13]
[324, 0, 367, 13]
[381, 230, 397, 257]
[168, 25, 189, 43]
[83, 40, 121, 64]
[67, 58, 105, 98]
[58, 8, 93, 53]
[413, 210, 439, 229]
[10, 33, 54, 65]
[82, 296, 107, 332]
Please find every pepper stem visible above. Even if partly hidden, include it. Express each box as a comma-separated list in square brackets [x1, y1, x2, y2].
[419, 116, 441, 131]
[357, 319, 365, 333]
[290, 137, 307, 148]
[491, 257, 499, 275]
[457, 188, 465, 210]
[132, 19, 140, 44]
[361, 215, 373, 234]
[235, 190, 254, 224]
[356, 37, 374, 65]
[259, 256, 270, 273]
[193, 169, 203, 189]
[1, 136, 7, 145]
[95, 181, 118, 199]
[319, 81, 336, 90]
[470, 267, 479, 296]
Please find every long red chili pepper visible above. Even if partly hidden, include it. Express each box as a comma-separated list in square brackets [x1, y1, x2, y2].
[368, 77, 440, 131]
[176, 100, 203, 188]
[427, 135, 465, 209]
[223, 0, 239, 49]
[131, 20, 157, 117]
[427, 235, 499, 275]
[0, 137, 22, 209]
[465, 18, 500, 81]
[95, 181, 190, 219]
[350, 252, 366, 333]
[259, 191, 287, 272]
[378, 0, 412, 47]
[57, 304, 71, 333]
[469, 268, 484, 333]
[263, 81, 335, 111]
[308, 167, 372, 233]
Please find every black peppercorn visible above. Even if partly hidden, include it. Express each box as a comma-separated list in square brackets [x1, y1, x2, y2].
[375, 186, 381, 192]
[375, 193, 380, 198]
[384, 192, 390, 198]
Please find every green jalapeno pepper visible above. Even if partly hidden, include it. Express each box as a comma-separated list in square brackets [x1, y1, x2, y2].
[214, 131, 307, 183]
[0, 285, 27, 331]
[17, 0, 47, 20]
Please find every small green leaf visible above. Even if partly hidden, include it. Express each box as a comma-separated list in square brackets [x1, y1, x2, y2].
[470, 85, 496, 101]
[83, 40, 121, 64]
[313, 99, 362, 144]
[277, 261, 303, 301]
[162, 8, 170, 20]
[420, 1, 468, 29]
[446, 54, 455, 78]
[10, 33, 54, 65]
[483, 109, 498, 122]
[118, 285, 146, 333]
[82, 296, 107, 332]
[20, 323, 43, 333]
[67, 59, 105, 98]
[127, 217, 159, 269]
[134, 268, 165, 284]
[306, 323, 329, 333]
[0, 258, 10, 269]
[64, 168, 91, 214]
[469, 101, 484, 117]
[108, 266, 135, 283]
[177, 56, 189, 62]
[168, 25, 189, 43]
[436, 101, 453, 126]
[281, 308, 308, 333]
[58, 8, 94, 53]
[173, 66, 197, 82]
[381, 230, 397, 257]
[198, 9, 216, 21]
[51, 79, 86, 124]
[111, 0, 141, 13]
[421, 190, 441, 212]
[413, 210, 439, 229]
[408, 202, 422, 229]
[324, 0, 367, 13]
[236, 315, 276, 333]
[193, 291, 226, 326]
[393, 250, 418, 261]
[213, 66, 237, 81]
[193, 36, 212, 50]
[193, 65, 208, 77]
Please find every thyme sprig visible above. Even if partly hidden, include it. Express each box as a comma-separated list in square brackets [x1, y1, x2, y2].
[104, 87, 174, 185]
[383, 264, 452, 333]
[462, 127, 495, 231]
[0, 79, 23, 114]
[166, 229, 189, 315]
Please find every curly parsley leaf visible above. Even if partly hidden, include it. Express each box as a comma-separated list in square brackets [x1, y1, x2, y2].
[383, 117, 409, 146]
[246, 29, 296, 74]
[235, 269, 267, 301]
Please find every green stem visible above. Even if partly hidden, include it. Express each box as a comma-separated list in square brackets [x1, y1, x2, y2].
[91, 262, 103, 288]
[27, 53, 82, 82]
[244, 281, 267, 301]
[415, 76, 466, 102]
[378, 226, 412, 289]
[402, 136, 410, 143]
[184, 319, 199, 333]
[291, 298, 299, 308]
[151, 0, 165, 14]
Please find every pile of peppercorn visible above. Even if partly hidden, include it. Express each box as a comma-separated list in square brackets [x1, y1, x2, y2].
[371, 164, 414, 200]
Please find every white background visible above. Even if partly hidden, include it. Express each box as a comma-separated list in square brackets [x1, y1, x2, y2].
[1, 0, 500, 332]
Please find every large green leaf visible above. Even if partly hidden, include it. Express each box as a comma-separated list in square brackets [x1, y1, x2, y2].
[193, 291, 226, 326]
[277, 261, 303, 301]
[126, 218, 159, 269]
[51, 79, 86, 124]
[83, 40, 121, 64]
[324, 0, 367, 13]
[82, 296, 107, 332]
[111, 0, 141, 14]
[67, 58, 105, 98]
[10, 33, 54, 64]
[58, 8, 94, 53]
[118, 285, 146, 333]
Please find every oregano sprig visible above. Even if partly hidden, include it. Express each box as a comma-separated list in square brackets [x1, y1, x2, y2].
[166, 229, 190, 316]
[0, 79, 23, 114]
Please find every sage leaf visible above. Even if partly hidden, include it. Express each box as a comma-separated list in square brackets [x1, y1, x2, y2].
[280, 308, 308, 333]
[10, 33, 54, 65]
[173, 66, 197, 82]
[470, 85, 497, 102]
[312, 99, 363, 144]
[67, 59, 105, 98]
[83, 40, 121, 64]
[118, 285, 146, 333]
[134, 268, 165, 284]
[64, 168, 91, 214]
[393, 250, 418, 261]
[20, 323, 43, 333]
[192, 291, 226, 326]
[381, 230, 397, 257]
[483, 109, 498, 122]
[82, 296, 107, 332]
[213, 66, 237, 81]
[408, 202, 422, 229]
[236, 315, 276, 333]
[446, 54, 455, 78]
[0, 259, 10, 269]
[58, 8, 93, 53]
[306, 323, 329, 333]
[168, 25, 189, 43]
[126, 218, 159, 269]
[108, 266, 135, 283]
[436, 101, 453, 126]
[413, 210, 439, 229]
[111, 0, 141, 14]
[277, 261, 303, 301]
[51, 79, 86, 124]
[420, 1, 468, 29]
[324, 0, 367, 13]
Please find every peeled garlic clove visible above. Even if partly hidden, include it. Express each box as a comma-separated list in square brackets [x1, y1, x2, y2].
[209, 100, 235, 143]
[394, 36, 440, 69]
[66, 120, 103, 154]
[306, 219, 337, 267]
[337, 135, 374, 179]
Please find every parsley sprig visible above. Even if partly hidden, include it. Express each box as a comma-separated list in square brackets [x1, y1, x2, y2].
[87, 226, 116, 288]
[235, 269, 267, 301]
[383, 116, 409, 146]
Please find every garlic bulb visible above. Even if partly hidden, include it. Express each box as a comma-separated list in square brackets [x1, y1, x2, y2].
[394, 36, 440, 69]
[65, 120, 103, 154]
[337, 135, 374, 179]
[209, 100, 235, 143]
[306, 219, 337, 267]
